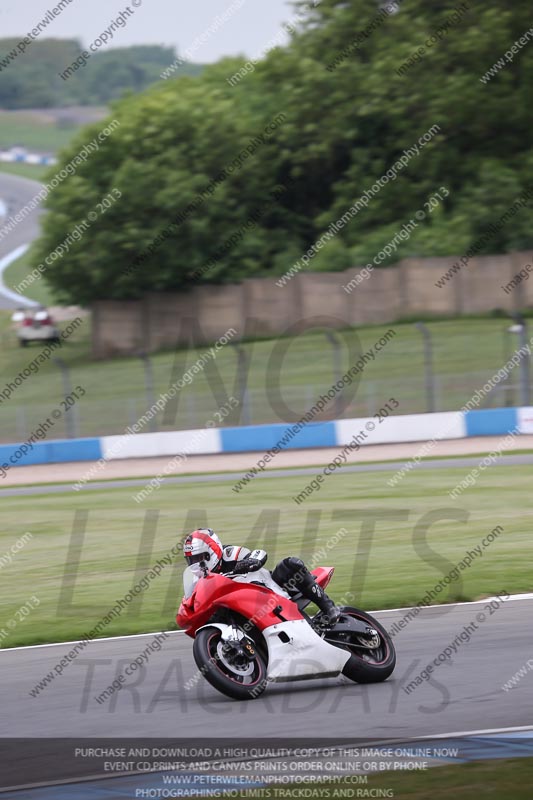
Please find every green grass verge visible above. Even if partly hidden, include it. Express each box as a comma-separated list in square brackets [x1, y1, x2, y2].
[0, 315, 525, 441]
[0, 462, 530, 648]
[2, 249, 55, 306]
[222, 758, 533, 799]
[0, 162, 51, 181]
[0, 110, 81, 153]
[364, 758, 533, 799]
[0, 312, 90, 445]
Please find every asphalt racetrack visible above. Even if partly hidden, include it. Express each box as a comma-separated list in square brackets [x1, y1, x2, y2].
[1, 445, 532, 795]
[2, 595, 531, 739]
[1, 451, 532, 741]
[2, 594, 533, 794]
[0, 173, 43, 309]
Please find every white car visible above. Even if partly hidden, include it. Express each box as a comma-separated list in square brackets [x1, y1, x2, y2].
[14, 309, 61, 347]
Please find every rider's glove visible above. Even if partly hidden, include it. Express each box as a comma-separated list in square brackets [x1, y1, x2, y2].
[249, 549, 267, 567]
[233, 558, 263, 574]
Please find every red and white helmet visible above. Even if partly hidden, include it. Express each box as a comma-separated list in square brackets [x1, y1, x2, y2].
[183, 528, 222, 575]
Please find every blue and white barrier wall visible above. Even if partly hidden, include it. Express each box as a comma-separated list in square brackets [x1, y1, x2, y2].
[0, 407, 530, 468]
[0, 150, 56, 166]
[0, 437, 101, 470]
[101, 428, 222, 460]
[336, 411, 466, 446]
[464, 407, 519, 437]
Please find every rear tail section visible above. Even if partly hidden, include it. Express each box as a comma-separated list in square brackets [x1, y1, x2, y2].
[311, 566, 334, 589]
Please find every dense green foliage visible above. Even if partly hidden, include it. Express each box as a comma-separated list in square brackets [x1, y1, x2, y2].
[32, 0, 533, 304]
[0, 39, 203, 108]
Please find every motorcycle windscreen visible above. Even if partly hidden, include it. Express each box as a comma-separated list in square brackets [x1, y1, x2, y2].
[183, 566, 200, 599]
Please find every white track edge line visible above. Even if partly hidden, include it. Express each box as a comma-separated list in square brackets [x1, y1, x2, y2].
[2, 592, 533, 654]
[0, 244, 39, 306]
[411, 724, 533, 738]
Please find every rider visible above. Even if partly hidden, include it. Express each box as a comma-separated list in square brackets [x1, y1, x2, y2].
[183, 528, 340, 625]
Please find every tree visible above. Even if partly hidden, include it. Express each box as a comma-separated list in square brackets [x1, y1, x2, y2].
[0, 40, 204, 108]
[32, 0, 533, 304]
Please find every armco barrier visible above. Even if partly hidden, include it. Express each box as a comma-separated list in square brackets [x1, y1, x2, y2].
[1, 408, 531, 469]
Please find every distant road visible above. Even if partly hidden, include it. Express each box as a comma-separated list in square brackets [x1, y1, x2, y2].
[0, 172, 44, 309]
[0, 452, 532, 497]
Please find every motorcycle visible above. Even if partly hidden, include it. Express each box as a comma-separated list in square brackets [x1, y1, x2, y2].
[177, 563, 396, 700]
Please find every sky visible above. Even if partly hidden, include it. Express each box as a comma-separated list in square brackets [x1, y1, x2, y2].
[0, 0, 297, 63]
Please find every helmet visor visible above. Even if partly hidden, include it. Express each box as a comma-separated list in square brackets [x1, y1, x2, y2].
[185, 551, 208, 566]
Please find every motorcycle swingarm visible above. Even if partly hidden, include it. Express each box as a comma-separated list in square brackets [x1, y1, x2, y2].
[332, 616, 377, 636]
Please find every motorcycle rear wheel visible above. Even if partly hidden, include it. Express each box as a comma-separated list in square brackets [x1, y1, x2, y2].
[326, 606, 396, 683]
[193, 626, 268, 701]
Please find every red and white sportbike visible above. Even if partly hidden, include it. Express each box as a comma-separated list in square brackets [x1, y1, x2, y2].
[177, 564, 396, 700]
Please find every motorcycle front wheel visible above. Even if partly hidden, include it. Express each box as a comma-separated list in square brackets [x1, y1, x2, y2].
[193, 626, 268, 701]
[325, 606, 396, 683]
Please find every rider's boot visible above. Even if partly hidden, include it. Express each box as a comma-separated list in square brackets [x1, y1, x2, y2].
[298, 571, 341, 627]
[272, 557, 341, 627]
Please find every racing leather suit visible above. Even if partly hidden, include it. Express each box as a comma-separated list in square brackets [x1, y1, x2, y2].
[219, 546, 340, 624]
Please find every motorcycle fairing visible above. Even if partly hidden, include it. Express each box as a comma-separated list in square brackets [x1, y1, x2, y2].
[311, 566, 334, 589]
[263, 620, 351, 681]
[194, 619, 352, 682]
[177, 570, 303, 637]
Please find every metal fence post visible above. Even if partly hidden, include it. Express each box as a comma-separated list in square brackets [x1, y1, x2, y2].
[232, 343, 251, 425]
[15, 406, 27, 442]
[366, 381, 376, 417]
[324, 330, 343, 418]
[128, 398, 138, 429]
[509, 315, 531, 406]
[502, 326, 513, 406]
[53, 357, 76, 438]
[415, 322, 436, 413]
[140, 353, 158, 432]
[520, 320, 530, 406]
